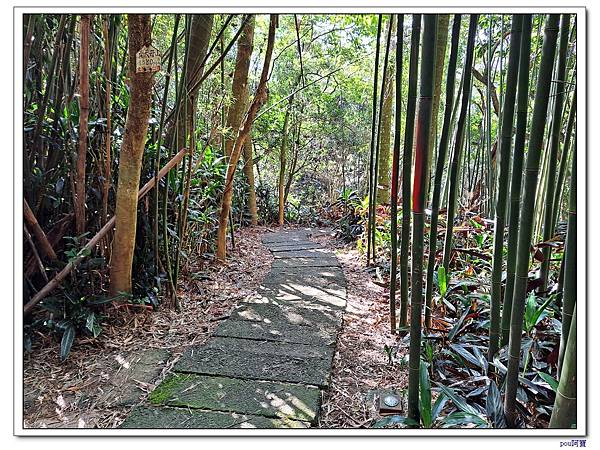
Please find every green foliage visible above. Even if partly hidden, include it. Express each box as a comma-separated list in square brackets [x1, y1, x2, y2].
[523, 292, 553, 334]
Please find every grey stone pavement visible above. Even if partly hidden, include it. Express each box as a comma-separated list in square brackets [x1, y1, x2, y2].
[121, 228, 346, 429]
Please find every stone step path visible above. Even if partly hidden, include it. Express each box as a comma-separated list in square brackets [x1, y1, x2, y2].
[121, 228, 346, 429]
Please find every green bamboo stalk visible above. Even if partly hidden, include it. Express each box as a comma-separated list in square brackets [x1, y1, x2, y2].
[558, 136, 577, 376]
[500, 15, 533, 347]
[550, 303, 577, 428]
[539, 14, 571, 292]
[488, 15, 522, 361]
[552, 89, 576, 233]
[486, 14, 493, 217]
[154, 14, 180, 286]
[366, 15, 382, 266]
[424, 14, 461, 329]
[399, 14, 421, 327]
[371, 15, 394, 262]
[441, 15, 478, 273]
[407, 14, 436, 424]
[389, 14, 404, 334]
[503, 14, 560, 427]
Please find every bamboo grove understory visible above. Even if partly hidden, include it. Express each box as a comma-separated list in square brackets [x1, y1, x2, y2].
[22, 12, 579, 430]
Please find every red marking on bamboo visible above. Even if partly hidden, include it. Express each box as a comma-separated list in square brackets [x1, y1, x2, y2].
[412, 119, 425, 213]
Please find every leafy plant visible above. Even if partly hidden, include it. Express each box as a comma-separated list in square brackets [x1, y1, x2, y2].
[523, 292, 553, 334]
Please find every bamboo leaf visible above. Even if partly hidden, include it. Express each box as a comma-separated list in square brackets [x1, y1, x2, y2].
[419, 360, 432, 428]
[538, 371, 559, 392]
[60, 323, 76, 361]
[486, 380, 507, 428]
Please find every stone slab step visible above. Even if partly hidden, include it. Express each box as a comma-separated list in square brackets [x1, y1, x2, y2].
[230, 299, 342, 332]
[272, 248, 334, 259]
[147, 373, 320, 422]
[120, 405, 309, 429]
[256, 285, 346, 310]
[268, 242, 322, 252]
[271, 257, 340, 269]
[174, 337, 334, 387]
[214, 317, 337, 347]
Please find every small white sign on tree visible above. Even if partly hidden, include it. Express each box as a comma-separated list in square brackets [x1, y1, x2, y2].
[136, 45, 160, 73]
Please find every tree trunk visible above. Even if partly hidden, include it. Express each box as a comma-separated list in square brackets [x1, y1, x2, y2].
[489, 15, 522, 361]
[109, 14, 155, 295]
[278, 96, 293, 225]
[376, 37, 394, 205]
[225, 15, 255, 157]
[407, 14, 436, 424]
[503, 14, 560, 427]
[216, 15, 277, 261]
[75, 15, 90, 235]
[243, 136, 258, 225]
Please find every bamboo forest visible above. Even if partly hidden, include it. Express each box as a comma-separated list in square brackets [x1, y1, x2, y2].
[20, 11, 582, 433]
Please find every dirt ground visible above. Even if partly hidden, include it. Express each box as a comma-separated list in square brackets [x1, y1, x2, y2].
[23, 226, 273, 428]
[311, 231, 408, 428]
[23, 225, 407, 429]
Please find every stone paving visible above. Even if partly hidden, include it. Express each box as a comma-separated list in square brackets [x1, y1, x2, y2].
[121, 229, 346, 429]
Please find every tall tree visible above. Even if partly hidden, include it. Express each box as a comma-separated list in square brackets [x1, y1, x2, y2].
[224, 15, 255, 158]
[109, 14, 155, 295]
[500, 14, 533, 346]
[503, 14, 560, 427]
[488, 14, 522, 361]
[441, 15, 478, 273]
[398, 14, 421, 327]
[223, 15, 257, 226]
[407, 14, 436, 424]
[216, 15, 278, 260]
[424, 14, 461, 329]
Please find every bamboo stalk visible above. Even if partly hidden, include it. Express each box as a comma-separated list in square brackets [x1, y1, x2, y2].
[539, 14, 571, 291]
[504, 14, 560, 427]
[75, 15, 91, 235]
[489, 15, 522, 361]
[441, 15, 478, 273]
[407, 13, 437, 424]
[424, 14, 461, 329]
[500, 15, 533, 346]
[558, 135, 577, 376]
[23, 199, 58, 262]
[366, 15, 382, 267]
[398, 14, 421, 327]
[550, 304, 577, 428]
[24, 225, 49, 283]
[389, 13, 404, 334]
